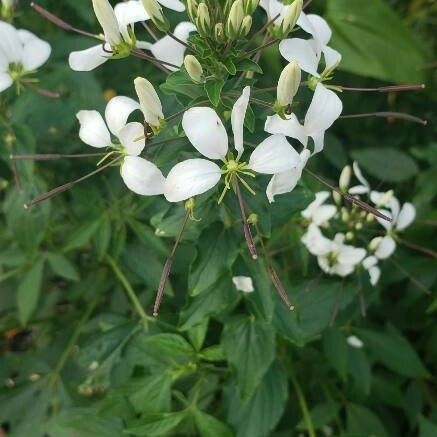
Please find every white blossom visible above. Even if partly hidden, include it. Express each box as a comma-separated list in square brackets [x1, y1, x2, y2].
[0, 22, 51, 93]
[349, 161, 370, 195]
[164, 87, 301, 202]
[265, 83, 343, 154]
[76, 96, 165, 195]
[362, 255, 381, 286]
[302, 191, 337, 227]
[347, 335, 364, 348]
[232, 276, 254, 293]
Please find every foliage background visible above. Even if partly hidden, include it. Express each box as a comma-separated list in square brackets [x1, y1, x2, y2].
[0, 0, 436, 436]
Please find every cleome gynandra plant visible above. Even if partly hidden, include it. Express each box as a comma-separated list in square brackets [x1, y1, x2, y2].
[9, 0, 428, 316]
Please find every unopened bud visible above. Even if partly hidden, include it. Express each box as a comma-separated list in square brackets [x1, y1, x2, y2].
[92, 0, 121, 47]
[333, 191, 342, 205]
[243, 0, 259, 14]
[214, 23, 225, 41]
[227, 0, 244, 39]
[369, 237, 382, 251]
[345, 232, 354, 241]
[134, 77, 164, 131]
[366, 213, 375, 223]
[277, 61, 301, 107]
[141, 0, 169, 31]
[184, 55, 204, 83]
[339, 165, 351, 191]
[241, 15, 252, 36]
[247, 213, 258, 225]
[341, 207, 349, 223]
[355, 222, 363, 231]
[280, 0, 302, 36]
[187, 0, 199, 21]
[196, 3, 211, 36]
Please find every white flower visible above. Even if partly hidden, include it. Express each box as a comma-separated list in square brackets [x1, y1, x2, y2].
[265, 83, 343, 154]
[301, 224, 366, 277]
[362, 255, 381, 286]
[266, 149, 310, 203]
[349, 161, 370, 195]
[164, 87, 301, 202]
[302, 191, 337, 227]
[138, 21, 196, 71]
[232, 276, 254, 293]
[134, 77, 164, 131]
[0, 22, 51, 93]
[69, 0, 150, 72]
[279, 12, 342, 77]
[76, 96, 165, 195]
[347, 335, 364, 348]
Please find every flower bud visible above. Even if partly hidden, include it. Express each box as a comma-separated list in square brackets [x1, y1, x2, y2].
[196, 3, 211, 36]
[184, 55, 204, 84]
[2, 0, 15, 7]
[227, 0, 244, 39]
[355, 222, 363, 231]
[141, 0, 170, 32]
[333, 191, 342, 205]
[241, 15, 252, 36]
[339, 165, 351, 191]
[92, 0, 121, 47]
[345, 231, 354, 241]
[134, 77, 164, 131]
[243, 0, 259, 15]
[369, 237, 382, 251]
[187, 0, 199, 21]
[281, 0, 302, 36]
[277, 61, 301, 107]
[341, 207, 349, 223]
[214, 23, 225, 42]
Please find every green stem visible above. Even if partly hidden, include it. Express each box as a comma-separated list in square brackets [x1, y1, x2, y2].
[49, 296, 99, 387]
[106, 255, 151, 327]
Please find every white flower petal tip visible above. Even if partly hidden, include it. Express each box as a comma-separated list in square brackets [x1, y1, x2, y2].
[158, 0, 186, 12]
[114, 0, 150, 28]
[231, 86, 251, 160]
[279, 38, 319, 77]
[164, 159, 222, 203]
[374, 236, 396, 260]
[69, 45, 110, 72]
[232, 276, 254, 293]
[182, 107, 229, 160]
[118, 122, 146, 156]
[121, 156, 165, 195]
[76, 110, 111, 148]
[105, 95, 140, 136]
[347, 335, 364, 349]
[248, 135, 300, 174]
[396, 202, 416, 231]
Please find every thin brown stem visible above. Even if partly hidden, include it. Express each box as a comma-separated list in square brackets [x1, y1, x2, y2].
[340, 111, 427, 126]
[247, 38, 279, 55]
[21, 80, 60, 99]
[168, 32, 191, 50]
[397, 237, 437, 259]
[141, 21, 158, 41]
[11, 153, 106, 161]
[339, 84, 425, 93]
[389, 258, 432, 295]
[131, 48, 178, 70]
[153, 211, 190, 317]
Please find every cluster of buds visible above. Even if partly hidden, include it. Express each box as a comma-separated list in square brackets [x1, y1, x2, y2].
[187, 0, 256, 43]
[269, 0, 303, 39]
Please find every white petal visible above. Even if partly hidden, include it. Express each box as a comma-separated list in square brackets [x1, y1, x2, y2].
[279, 38, 319, 77]
[69, 44, 110, 71]
[375, 236, 396, 259]
[310, 130, 325, 154]
[164, 159, 221, 202]
[369, 266, 381, 286]
[92, 0, 122, 47]
[396, 202, 416, 231]
[182, 107, 228, 160]
[349, 185, 370, 195]
[311, 205, 337, 226]
[330, 260, 355, 277]
[105, 95, 140, 136]
[248, 134, 300, 174]
[301, 224, 332, 256]
[121, 156, 165, 195]
[19, 31, 51, 71]
[347, 335, 364, 348]
[0, 72, 13, 92]
[352, 161, 369, 188]
[306, 14, 332, 47]
[376, 208, 393, 231]
[114, 1, 150, 28]
[231, 86, 250, 160]
[0, 21, 21, 63]
[76, 110, 111, 148]
[302, 191, 331, 219]
[322, 45, 342, 70]
[304, 83, 343, 135]
[232, 276, 254, 293]
[337, 245, 366, 265]
[363, 256, 378, 269]
[158, 0, 186, 12]
[265, 114, 308, 147]
[118, 122, 145, 156]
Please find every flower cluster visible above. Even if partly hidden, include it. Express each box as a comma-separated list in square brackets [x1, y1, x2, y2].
[301, 162, 416, 285]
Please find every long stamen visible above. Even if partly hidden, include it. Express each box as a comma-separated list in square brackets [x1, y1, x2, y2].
[24, 157, 121, 209]
[235, 180, 258, 260]
[247, 39, 279, 56]
[397, 237, 437, 260]
[11, 152, 106, 161]
[339, 84, 425, 93]
[167, 32, 192, 50]
[303, 168, 392, 222]
[21, 80, 60, 99]
[30, 2, 100, 39]
[153, 211, 190, 317]
[131, 48, 179, 70]
[340, 111, 427, 125]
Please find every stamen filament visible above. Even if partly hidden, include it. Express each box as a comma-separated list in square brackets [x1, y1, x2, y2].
[340, 111, 427, 125]
[339, 84, 425, 93]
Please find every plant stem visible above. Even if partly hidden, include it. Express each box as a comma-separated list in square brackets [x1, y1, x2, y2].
[106, 255, 151, 326]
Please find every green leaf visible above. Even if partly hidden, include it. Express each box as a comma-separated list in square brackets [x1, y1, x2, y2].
[351, 148, 419, 182]
[348, 348, 371, 396]
[235, 58, 263, 74]
[222, 316, 275, 398]
[17, 258, 45, 325]
[199, 344, 226, 362]
[327, 0, 428, 82]
[94, 217, 111, 260]
[221, 59, 237, 75]
[297, 402, 340, 431]
[125, 412, 186, 437]
[419, 415, 437, 437]
[357, 326, 429, 378]
[193, 410, 233, 437]
[47, 253, 79, 281]
[346, 403, 388, 437]
[322, 328, 348, 381]
[227, 362, 288, 437]
[205, 79, 225, 106]
[161, 70, 204, 100]
[64, 219, 101, 252]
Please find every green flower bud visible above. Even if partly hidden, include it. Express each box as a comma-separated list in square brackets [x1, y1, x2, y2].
[92, 0, 121, 47]
[243, 0, 259, 15]
[227, 0, 244, 39]
[184, 55, 204, 84]
[345, 231, 354, 241]
[369, 237, 382, 251]
[277, 61, 301, 107]
[281, 0, 302, 36]
[196, 3, 211, 36]
[339, 165, 351, 192]
[134, 77, 164, 132]
[141, 0, 170, 32]
[187, 0, 199, 21]
[214, 22, 225, 42]
[333, 191, 342, 205]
